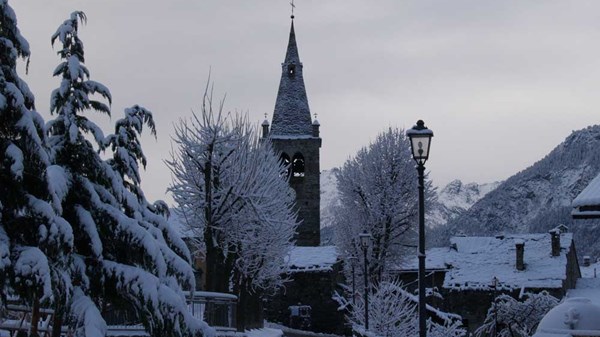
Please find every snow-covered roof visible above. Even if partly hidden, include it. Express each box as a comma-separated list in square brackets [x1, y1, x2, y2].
[572, 172, 600, 218]
[533, 298, 600, 336]
[573, 172, 600, 207]
[397, 233, 573, 290]
[285, 246, 339, 273]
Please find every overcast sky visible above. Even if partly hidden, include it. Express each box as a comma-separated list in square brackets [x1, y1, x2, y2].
[10, 1, 600, 204]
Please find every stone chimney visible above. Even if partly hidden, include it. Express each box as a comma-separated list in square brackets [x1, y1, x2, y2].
[262, 118, 270, 138]
[584, 256, 591, 267]
[549, 229, 560, 257]
[515, 240, 525, 271]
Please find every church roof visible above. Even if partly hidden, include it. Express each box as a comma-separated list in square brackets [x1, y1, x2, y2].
[270, 20, 314, 138]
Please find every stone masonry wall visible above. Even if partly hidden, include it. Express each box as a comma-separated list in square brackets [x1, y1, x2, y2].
[272, 137, 321, 246]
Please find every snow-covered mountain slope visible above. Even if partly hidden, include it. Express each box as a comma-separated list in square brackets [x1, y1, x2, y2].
[427, 180, 501, 228]
[320, 169, 499, 231]
[433, 125, 600, 257]
[320, 169, 340, 229]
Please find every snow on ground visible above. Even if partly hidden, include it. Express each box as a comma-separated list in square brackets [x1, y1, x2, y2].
[580, 260, 600, 278]
[266, 322, 342, 337]
[246, 327, 284, 337]
[285, 246, 339, 272]
[567, 278, 600, 306]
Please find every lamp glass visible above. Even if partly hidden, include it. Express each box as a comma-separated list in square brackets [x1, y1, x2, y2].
[359, 231, 372, 248]
[409, 134, 432, 164]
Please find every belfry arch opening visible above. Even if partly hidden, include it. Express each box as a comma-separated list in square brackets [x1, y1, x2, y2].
[292, 152, 305, 177]
[280, 153, 291, 176]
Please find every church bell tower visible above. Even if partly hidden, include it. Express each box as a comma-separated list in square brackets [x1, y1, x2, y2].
[262, 17, 321, 246]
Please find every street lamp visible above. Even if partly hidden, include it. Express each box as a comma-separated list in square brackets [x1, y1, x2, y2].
[406, 120, 433, 337]
[491, 276, 499, 337]
[359, 230, 372, 331]
[348, 255, 358, 306]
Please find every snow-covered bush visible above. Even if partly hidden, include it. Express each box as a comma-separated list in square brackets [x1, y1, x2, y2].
[349, 280, 465, 337]
[474, 291, 559, 337]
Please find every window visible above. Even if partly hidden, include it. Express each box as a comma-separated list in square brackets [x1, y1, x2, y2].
[292, 153, 305, 177]
[287, 64, 296, 77]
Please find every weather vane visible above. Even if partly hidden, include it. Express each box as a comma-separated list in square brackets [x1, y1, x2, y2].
[290, 0, 295, 19]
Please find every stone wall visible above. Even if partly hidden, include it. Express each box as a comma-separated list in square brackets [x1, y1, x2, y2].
[271, 137, 321, 246]
[264, 262, 345, 335]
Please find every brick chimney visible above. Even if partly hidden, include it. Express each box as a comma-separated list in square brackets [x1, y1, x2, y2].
[515, 240, 525, 271]
[549, 229, 560, 257]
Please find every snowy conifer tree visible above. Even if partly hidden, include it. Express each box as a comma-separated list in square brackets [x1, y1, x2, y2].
[333, 127, 435, 284]
[46, 12, 211, 337]
[168, 87, 298, 329]
[0, 2, 72, 335]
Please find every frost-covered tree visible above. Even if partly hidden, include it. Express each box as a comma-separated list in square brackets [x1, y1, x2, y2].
[168, 87, 298, 329]
[333, 127, 435, 283]
[474, 291, 559, 337]
[347, 280, 465, 337]
[46, 12, 211, 337]
[0, 2, 72, 336]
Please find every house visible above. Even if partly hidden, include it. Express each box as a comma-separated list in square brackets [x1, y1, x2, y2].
[392, 229, 580, 333]
[264, 246, 346, 335]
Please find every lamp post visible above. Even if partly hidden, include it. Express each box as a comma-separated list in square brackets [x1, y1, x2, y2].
[348, 255, 358, 306]
[359, 230, 372, 331]
[491, 276, 499, 337]
[406, 120, 434, 337]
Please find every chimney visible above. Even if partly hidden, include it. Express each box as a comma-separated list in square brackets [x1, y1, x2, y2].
[262, 118, 270, 138]
[584, 256, 591, 267]
[549, 229, 560, 257]
[515, 240, 525, 271]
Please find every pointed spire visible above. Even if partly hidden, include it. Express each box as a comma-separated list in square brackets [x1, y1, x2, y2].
[270, 19, 314, 137]
[284, 21, 300, 65]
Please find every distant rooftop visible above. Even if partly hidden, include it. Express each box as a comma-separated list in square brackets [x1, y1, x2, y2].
[396, 233, 574, 291]
[285, 246, 339, 273]
[572, 172, 600, 219]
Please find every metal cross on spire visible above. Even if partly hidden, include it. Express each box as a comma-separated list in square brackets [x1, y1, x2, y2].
[290, 0, 295, 19]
